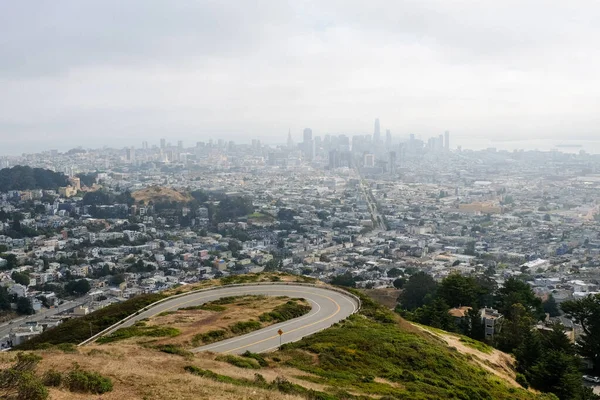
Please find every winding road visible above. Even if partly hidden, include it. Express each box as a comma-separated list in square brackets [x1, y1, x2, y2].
[97, 284, 359, 354]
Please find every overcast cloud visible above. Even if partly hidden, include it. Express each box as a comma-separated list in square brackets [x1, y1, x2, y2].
[1, 0, 600, 154]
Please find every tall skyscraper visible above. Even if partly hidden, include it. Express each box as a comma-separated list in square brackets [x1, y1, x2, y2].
[303, 128, 313, 143]
[126, 147, 135, 163]
[364, 153, 375, 168]
[303, 128, 314, 160]
[373, 118, 381, 143]
[385, 129, 392, 148]
[389, 151, 397, 175]
[287, 129, 294, 149]
[444, 130, 450, 151]
[160, 138, 166, 149]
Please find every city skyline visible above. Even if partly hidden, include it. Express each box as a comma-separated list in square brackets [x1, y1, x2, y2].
[2, 1, 600, 155]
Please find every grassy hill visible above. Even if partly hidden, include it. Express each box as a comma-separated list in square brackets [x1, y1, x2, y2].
[7, 275, 560, 399]
[131, 186, 192, 205]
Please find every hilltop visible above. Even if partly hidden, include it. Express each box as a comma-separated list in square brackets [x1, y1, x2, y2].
[131, 186, 193, 205]
[0, 166, 68, 192]
[2, 274, 559, 400]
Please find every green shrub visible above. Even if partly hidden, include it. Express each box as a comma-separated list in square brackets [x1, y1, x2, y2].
[154, 344, 192, 357]
[516, 373, 529, 389]
[16, 372, 48, 400]
[41, 369, 62, 387]
[55, 343, 78, 353]
[97, 325, 180, 344]
[216, 354, 260, 369]
[15, 293, 165, 350]
[66, 368, 113, 394]
[230, 320, 261, 334]
[258, 300, 311, 323]
[242, 351, 268, 367]
[192, 329, 227, 345]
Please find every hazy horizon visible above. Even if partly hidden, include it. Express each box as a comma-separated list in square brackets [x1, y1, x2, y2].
[2, 1, 600, 155]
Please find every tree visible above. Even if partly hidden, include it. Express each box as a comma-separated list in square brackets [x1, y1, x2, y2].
[562, 294, 600, 372]
[543, 294, 561, 317]
[412, 297, 455, 331]
[65, 279, 91, 296]
[393, 278, 406, 289]
[398, 272, 437, 311]
[228, 240, 243, 257]
[330, 273, 356, 288]
[17, 297, 34, 315]
[1, 253, 18, 270]
[11, 271, 30, 286]
[387, 267, 403, 278]
[496, 277, 543, 319]
[0, 286, 11, 311]
[437, 273, 483, 308]
[495, 303, 534, 353]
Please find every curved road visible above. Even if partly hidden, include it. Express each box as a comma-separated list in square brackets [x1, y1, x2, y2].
[100, 285, 359, 354]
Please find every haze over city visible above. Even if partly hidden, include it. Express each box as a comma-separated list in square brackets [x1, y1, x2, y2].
[2, 0, 600, 155]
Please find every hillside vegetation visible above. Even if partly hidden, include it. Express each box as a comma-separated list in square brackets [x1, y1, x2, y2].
[0, 166, 68, 191]
[131, 186, 192, 205]
[6, 275, 564, 399]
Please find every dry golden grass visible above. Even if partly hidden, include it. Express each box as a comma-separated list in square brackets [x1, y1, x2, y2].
[0, 345, 306, 400]
[133, 296, 308, 348]
[131, 186, 192, 205]
[162, 273, 324, 297]
[359, 288, 401, 309]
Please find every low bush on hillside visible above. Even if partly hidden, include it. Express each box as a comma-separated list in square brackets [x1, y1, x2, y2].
[65, 366, 113, 394]
[184, 365, 336, 399]
[15, 293, 166, 350]
[153, 344, 193, 357]
[192, 329, 227, 346]
[230, 320, 262, 334]
[242, 351, 269, 367]
[0, 353, 48, 400]
[272, 290, 552, 400]
[216, 354, 261, 369]
[97, 325, 180, 344]
[259, 299, 311, 323]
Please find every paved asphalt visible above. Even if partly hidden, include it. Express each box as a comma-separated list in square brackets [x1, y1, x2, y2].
[0, 299, 85, 340]
[102, 284, 359, 354]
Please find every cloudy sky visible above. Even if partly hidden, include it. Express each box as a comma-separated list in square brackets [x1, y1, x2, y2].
[1, 0, 600, 154]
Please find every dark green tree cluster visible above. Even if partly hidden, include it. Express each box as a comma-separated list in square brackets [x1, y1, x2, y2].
[215, 196, 254, 222]
[65, 279, 91, 296]
[76, 172, 98, 187]
[0, 166, 68, 191]
[0, 353, 48, 400]
[397, 273, 593, 399]
[514, 323, 595, 400]
[562, 294, 600, 373]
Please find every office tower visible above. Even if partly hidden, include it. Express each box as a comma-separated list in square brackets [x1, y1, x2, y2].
[444, 130, 450, 151]
[126, 147, 135, 163]
[339, 135, 350, 152]
[287, 129, 294, 149]
[160, 138, 166, 149]
[328, 150, 339, 169]
[389, 151, 397, 175]
[385, 129, 392, 148]
[364, 153, 375, 168]
[142, 141, 148, 150]
[303, 128, 312, 143]
[373, 118, 381, 143]
[303, 128, 314, 160]
[178, 140, 183, 150]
